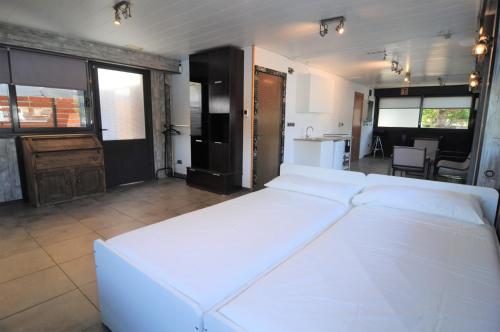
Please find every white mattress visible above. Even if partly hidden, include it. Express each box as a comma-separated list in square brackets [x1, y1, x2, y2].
[105, 187, 349, 312]
[206, 205, 500, 332]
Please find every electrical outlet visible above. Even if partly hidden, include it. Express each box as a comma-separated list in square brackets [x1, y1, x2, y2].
[177, 160, 182, 164]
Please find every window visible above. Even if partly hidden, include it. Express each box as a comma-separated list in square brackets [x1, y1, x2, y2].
[0, 84, 11, 128]
[420, 108, 470, 129]
[420, 97, 472, 129]
[377, 97, 420, 128]
[16, 86, 86, 129]
[377, 96, 472, 129]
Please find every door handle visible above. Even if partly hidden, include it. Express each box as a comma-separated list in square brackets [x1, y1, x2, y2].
[195, 139, 203, 143]
[214, 80, 223, 84]
[214, 141, 222, 144]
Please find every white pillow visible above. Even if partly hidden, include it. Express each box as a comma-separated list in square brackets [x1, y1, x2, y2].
[265, 174, 362, 205]
[352, 185, 485, 225]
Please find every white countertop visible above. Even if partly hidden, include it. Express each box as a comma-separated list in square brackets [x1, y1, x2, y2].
[294, 135, 351, 142]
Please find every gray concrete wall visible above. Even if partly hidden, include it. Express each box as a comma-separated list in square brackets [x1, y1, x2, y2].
[151, 71, 173, 178]
[0, 138, 22, 202]
[0, 22, 180, 73]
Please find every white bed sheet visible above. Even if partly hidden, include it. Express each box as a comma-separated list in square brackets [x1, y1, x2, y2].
[105, 188, 350, 312]
[207, 205, 500, 332]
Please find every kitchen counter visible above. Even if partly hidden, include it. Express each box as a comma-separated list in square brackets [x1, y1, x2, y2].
[294, 136, 349, 142]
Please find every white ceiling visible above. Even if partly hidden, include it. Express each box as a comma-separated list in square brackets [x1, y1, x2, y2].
[0, 0, 480, 87]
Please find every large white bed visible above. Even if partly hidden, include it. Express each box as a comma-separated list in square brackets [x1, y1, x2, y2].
[94, 164, 365, 332]
[205, 174, 500, 332]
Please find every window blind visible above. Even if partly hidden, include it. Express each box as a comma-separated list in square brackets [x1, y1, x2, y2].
[422, 96, 472, 109]
[379, 97, 421, 109]
[10, 50, 87, 91]
[0, 49, 10, 84]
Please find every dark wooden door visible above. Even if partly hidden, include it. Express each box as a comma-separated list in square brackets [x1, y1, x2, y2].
[255, 71, 284, 189]
[351, 92, 364, 161]
[92, 63, 154, 188]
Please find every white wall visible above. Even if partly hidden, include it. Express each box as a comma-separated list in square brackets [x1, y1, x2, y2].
[170, 47, 372, 185]
[241, 47, 371, 187]
[170, 59, 191, 175]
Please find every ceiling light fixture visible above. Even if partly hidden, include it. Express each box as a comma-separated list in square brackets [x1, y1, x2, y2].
[472, 34, 489, 56]
[469, 72, 480, 89]
[319, 16, 346, 37]
[113, 1, 131, 26]
[404, 72, 411, 83]
[391, 60, 403, 75]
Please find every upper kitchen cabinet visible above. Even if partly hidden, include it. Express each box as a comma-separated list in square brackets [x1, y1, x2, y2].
[296, 73, 334, 113]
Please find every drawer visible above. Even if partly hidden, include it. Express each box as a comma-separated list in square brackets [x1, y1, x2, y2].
[187, 168, 232, 194]
[34, 149, 103, 170]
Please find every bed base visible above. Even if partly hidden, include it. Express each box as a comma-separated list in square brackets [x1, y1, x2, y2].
[94, 240, 203, 332]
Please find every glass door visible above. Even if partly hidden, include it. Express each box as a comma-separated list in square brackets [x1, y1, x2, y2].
[93, 64, 153, 187]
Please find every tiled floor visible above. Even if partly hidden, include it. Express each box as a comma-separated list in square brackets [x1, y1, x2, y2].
[0, 177, 244, 332]
[350, 156, 392, 175]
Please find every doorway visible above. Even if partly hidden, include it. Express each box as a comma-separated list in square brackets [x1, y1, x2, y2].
[92, 63, 154, 188]
[253, 66, 286, 189]
[351, 92, 364, 161]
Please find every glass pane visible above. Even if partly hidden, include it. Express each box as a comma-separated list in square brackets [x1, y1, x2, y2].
[16, 85, 86, 128]
[0, 84, 11, 128]
[378, 108, 420, 127]
[97, 68, 145, 141]
[421, 108, 470, 129]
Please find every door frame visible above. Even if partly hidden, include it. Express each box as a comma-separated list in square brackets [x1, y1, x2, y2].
[351, 91, 364, 161]
[90, 61, 155, 187]
[252, 65, 287, 188]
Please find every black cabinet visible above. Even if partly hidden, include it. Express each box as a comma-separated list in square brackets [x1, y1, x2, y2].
[191, 137, 209, 169]
[187, 46, 243, 194]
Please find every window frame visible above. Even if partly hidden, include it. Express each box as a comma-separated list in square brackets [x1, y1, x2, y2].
[0, 83, 14, 133]
[0, 83, 94, 135]
[375, 94, 475, 130]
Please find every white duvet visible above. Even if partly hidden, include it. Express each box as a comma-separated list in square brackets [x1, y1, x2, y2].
[207, 205, 500, 332]
[106, 188, 350, 311]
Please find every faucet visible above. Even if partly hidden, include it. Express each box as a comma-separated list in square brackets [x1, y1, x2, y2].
[305, 126, 314, 138]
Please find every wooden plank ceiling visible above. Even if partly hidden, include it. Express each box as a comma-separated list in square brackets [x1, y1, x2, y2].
[0, 0, 480, 86]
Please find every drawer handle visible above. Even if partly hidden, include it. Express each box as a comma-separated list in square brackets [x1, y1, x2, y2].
[214, 80, 223, 84]
[195, 139, 203, 143]
[214, 141, 222, 144]
[213, 173, 221, 176]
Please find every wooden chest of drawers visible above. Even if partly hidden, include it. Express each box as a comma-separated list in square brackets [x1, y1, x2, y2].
[21, 134, 106, 207]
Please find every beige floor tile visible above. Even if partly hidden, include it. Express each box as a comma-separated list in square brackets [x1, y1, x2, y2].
[0, 230, 39, 260]
[0, 248, 55, 283]
[43, 233, 101, 264]
[80, 281, 99, 309]
[80, 209, 136, 231]
[0, 266, 75, 319]
[23, 213, 78, 234]
[29, 222, 93, 246]
[134, 205, 179, 224]
[173, 202, 209, 215]
[0, 290, 101, 332]
[59, 254, 96, 287]
[95, 220, 145, 239]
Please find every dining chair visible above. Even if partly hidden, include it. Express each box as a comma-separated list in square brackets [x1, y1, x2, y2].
[391, 146, 427, 178]
[413, 138, 440, 176]
[434, 153, 471, 182]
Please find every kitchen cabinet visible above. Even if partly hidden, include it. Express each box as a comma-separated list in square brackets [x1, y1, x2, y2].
[296, 73, 334, 113]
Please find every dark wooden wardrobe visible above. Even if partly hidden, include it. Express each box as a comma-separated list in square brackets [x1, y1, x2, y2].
[186, 46, 243, 194]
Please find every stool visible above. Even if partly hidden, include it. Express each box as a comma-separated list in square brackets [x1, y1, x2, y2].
[372, 135, 385, 158]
